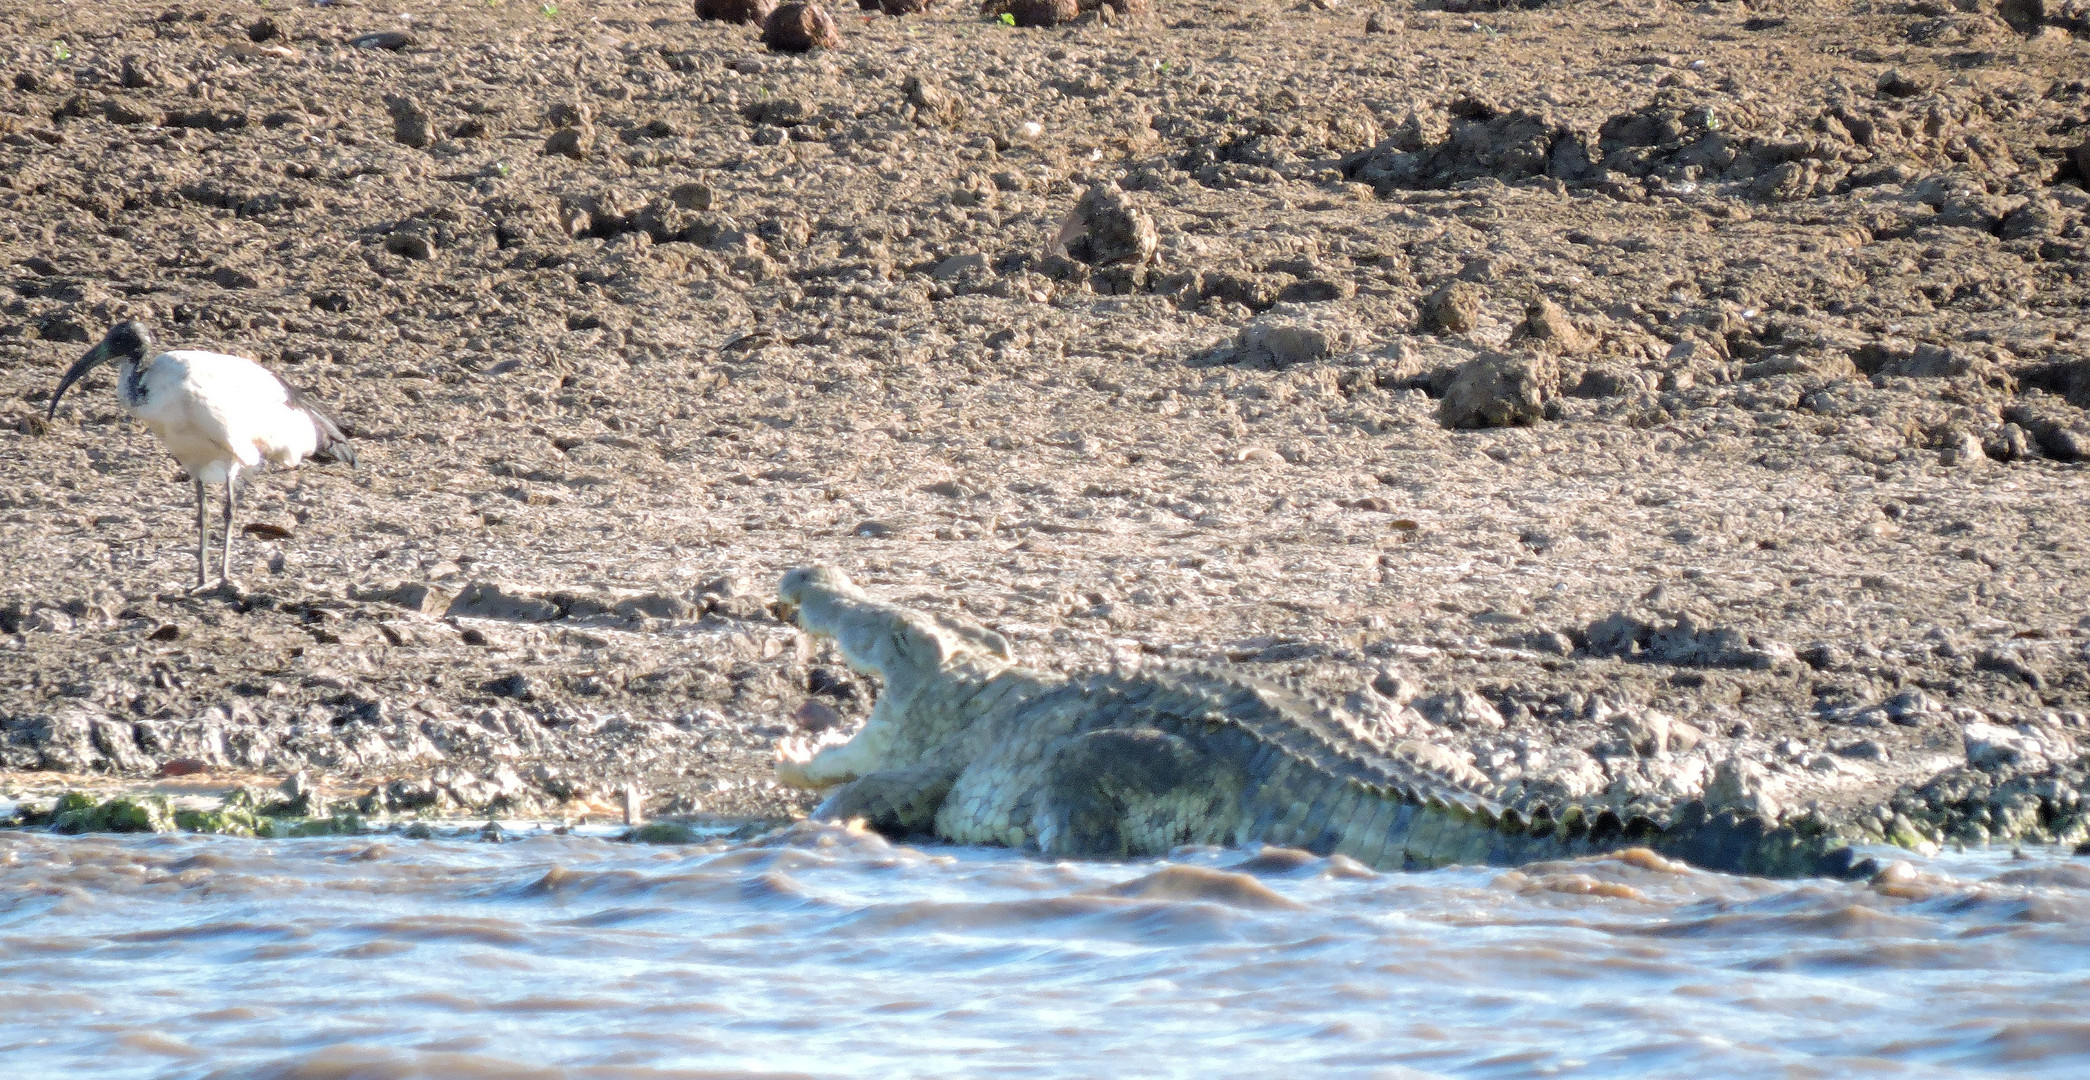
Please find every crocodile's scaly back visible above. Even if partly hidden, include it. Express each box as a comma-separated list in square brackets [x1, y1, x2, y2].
[775, 566, 1863, 879]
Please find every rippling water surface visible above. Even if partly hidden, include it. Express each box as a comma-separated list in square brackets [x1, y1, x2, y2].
[3, 822, 2089, 1079]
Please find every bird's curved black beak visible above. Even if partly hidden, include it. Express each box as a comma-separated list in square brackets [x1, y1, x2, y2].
[48, 339, 114, 420]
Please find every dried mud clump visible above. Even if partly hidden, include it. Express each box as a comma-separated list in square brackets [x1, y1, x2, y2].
[1438, 351, 1560, 429]
[984, 0, 1080, 27]
[762, 3, 841, 52]
[697, 0, 777, 24]
[1058, 184, 1158, 268]
[1417, 280, 1482, 335]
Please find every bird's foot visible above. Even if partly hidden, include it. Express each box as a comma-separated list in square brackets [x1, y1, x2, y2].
[188, 578, 247, 602]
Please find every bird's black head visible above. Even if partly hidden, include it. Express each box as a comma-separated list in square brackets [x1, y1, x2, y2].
[49, 321, 156, 419]
[101, 321, 154, 364]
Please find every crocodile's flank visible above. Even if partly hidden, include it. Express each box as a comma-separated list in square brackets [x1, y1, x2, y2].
[774, 566, 1868, 878]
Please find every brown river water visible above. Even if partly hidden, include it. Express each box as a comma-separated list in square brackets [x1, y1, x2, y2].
[2, 819, 2088, 1080]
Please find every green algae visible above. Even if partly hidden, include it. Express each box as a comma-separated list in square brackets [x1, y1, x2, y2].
[51, 793, 175, 835]
[8, 789, 362, 838]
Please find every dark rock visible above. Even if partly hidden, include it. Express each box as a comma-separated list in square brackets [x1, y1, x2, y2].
[697, 0, 778, 23]
[988, 0, 1080, 26]
[882, 0, 934, 13]
[348, 31, 418, 51]
[761, 4, 841, 52]
[120, 55, 164, 90]
[543, 126, 592, 160]
[1875, 69, 1927, 98]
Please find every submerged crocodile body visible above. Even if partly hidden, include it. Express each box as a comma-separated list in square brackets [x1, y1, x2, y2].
[774, 566, 1867, 878]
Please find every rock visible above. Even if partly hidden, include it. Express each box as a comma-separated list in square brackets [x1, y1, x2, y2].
[1581, 610, 1794, 670]
[762, 3, 841, 52]
[903, 75, 963, 127]
[1963, 722, 2070, 771]
[348, 31, 418, 52]
[383, 232, 436, 260]
[2003, 399, 2090, 462]
[1940, 429, 1987, 468]
[1418, 280, 1482, 335]
[385, 777, 446, 811]
[933, 253, 990, 280]
[1414, 688, 1504, 730]
[989, 0, 1080, 25]
[1057, 183, 1158, 268]
[383, 95, 433, 150]
[1436, 350, 1558, 429]
[1835, 739, 1888, 760]
[24, 707, 103, 772]
[544, 126, 592, 160]
[611, 592, 697, 620]
[1226, 314, 1363, 370]
[630, 821, 704, 843]
[1876, 68, 1927, 98]
[1851, 341, 2011, 386]
[667, 182, 715, 211]
[1572, 364, 1652, 398]
[1703, 758, 1782, 821]
[447, 582, 562, 622]
[1368, 669, 1418, 706]
[1512, 299, 1591, 354]
[91, 717, 156, 775]
[484, 672, 539, 700]
[882, 0, 933, 12]
[1882, 688, 1944, 726]
[1614, 710, 1702, 755]
[1365, 9, 1396, 33]
[697, 0, 778, 22]
[51, 792, 175, 834]
[793, 699, 845, 732]
[350, 581, 455, 615]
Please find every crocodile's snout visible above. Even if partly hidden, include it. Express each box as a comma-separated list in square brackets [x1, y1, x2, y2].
[778, 565, 854, 606]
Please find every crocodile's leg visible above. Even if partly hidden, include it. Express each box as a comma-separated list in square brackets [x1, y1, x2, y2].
[813, 765, 959, 837]
[1029, 728, 1246, 858]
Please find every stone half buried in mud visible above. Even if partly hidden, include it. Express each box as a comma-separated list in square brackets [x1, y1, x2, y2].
[761, 3, 842, 52]
[1203, 310, 1368, 371]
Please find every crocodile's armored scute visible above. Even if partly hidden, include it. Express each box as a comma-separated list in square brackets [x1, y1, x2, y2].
[772, 566, 1863, 878]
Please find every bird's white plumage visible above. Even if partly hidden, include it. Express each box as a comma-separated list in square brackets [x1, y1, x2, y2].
[128, 350, 322, 484]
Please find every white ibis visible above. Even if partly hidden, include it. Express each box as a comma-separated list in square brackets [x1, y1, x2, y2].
[48, 321, 357, 587]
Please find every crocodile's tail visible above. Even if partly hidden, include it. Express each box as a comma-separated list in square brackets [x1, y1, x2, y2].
[1242, 777, 1870, 879]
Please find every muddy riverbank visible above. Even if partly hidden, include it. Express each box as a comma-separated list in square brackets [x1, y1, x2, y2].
[2, 0, 2087, 853]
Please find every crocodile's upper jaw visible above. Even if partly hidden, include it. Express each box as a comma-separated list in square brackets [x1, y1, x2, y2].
[779, 564, 1008, 689]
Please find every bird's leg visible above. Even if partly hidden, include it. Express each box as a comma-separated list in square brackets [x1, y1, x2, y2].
[194, 478, 210, 588]
[221, 466, 240, 584]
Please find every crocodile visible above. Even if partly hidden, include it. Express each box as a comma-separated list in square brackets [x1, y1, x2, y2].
[773, 565, 1870, 878]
